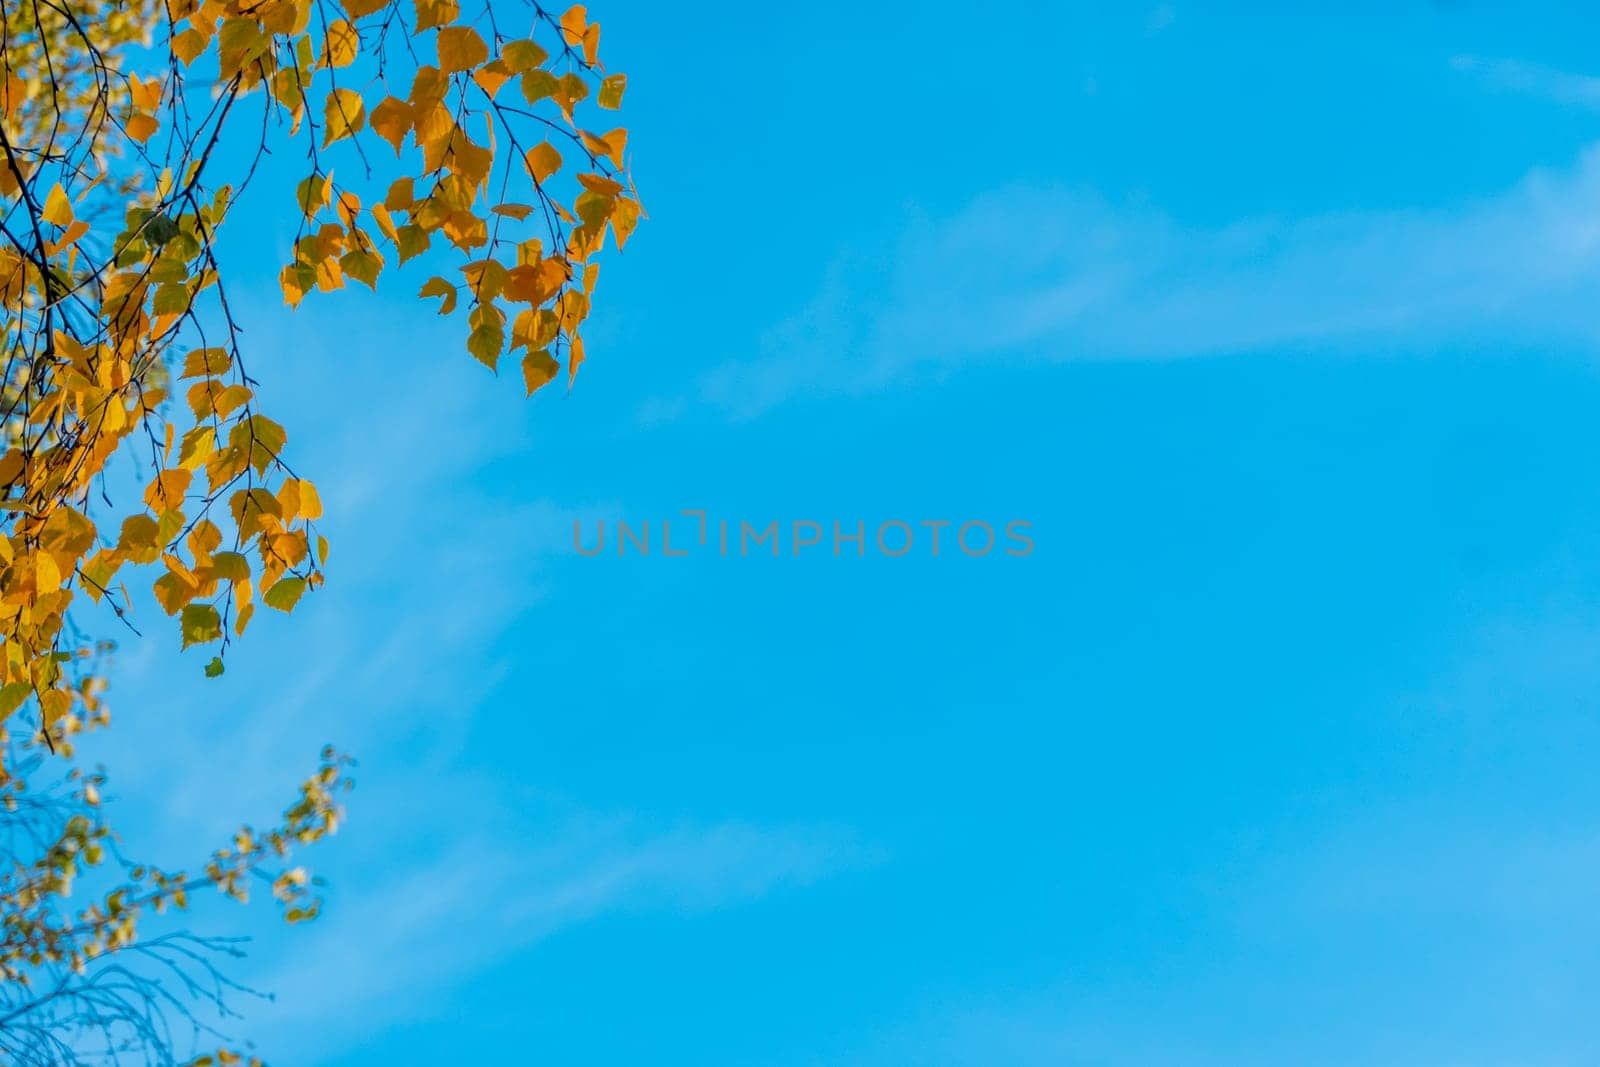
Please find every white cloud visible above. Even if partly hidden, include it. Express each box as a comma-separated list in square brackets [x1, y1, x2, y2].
[65, 286, 864, 1065]
[668, 142, 1600, 419]
[254, 816, 869, 1059]
[1452, 54, 1600, 110]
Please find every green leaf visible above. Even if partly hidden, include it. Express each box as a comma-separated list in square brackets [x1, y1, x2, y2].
[144, 214, 181, 245]
[340, 249, 383, 289]
[500, 38, 547, 73]
[468, 324, 504, 370]
[180, 603, 222, 648]
[153, 282, 191, 315]
[520, 69, 558, 104]
[0, 682, 31, 721]
[396, 224, 430, 263]
[296, 174, 329, 217]
[264, 576, 307, 613]
[204, 656, 225, 678]
[209, 551, 251, 582]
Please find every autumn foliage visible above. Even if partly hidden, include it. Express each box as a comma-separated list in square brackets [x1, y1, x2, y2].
[0, 0, 635, 733]
[0, 0, 636, 1058]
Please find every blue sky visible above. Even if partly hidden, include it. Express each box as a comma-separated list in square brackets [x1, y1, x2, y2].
[69, 4, 1600, 1064]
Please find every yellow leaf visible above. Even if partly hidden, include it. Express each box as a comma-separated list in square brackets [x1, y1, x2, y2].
[45, 219, 89, 255]
[419, 276, 457, 313]
[192, 380, 232, 424]
[214, 383, 253, 419]
[127, 113, 160, 144]
[336, 189, 363, 227]
[385, 177, 416, 210]
[181, 347, 232, 379]
[524, 142, 562, 183]
[577, 172, 624, 196]
[569, 332, 586, 383]
[504, 257, 568, 304]
[473, 59, 512, 98]
[437, 26, 488, 73]
[42, 184, 72, 226]
[145, 469, 192, 511]
[413, 0, 458, 31]
[280, 477, 324, 521]
[153, 572, 195, 615]
[173, 26, 210, 64]
[323, 89, 366, 146]
[443, 132, 492, 187]
[410, 65, 449, 107]
[598, 73, 626, 109]
[441, 210, 487, 249]
[232, 414, 287, 474]
[39, 688, 70, 726]
[129, 73, 163, 112]
[611, 196, 641, 248]
[230, 488, 283, 539]
[188, 518, 222, 556]
[581, 127, 627, 168]
[281, 263, 312, 306]
[522, 348, 558, 395]
[323, 19, 359, 68]
[413, 101, 454, 150]
[205, 444, 250, 491]
[118, 514, 161, 556]
[370, 96, 412, 155]
[178, 426, 217, 470]
[462, 259, 508, 300]
[299, 480, 324, 520]
[31, 552, 61, 594]
[343, 0, 388, 17]
[371, 202, 399, 242]
[553, 72, 589, 118]
[559, 4, 587, 46]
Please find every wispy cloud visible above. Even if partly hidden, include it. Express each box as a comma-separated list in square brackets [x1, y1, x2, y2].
[665, 141, 1600, 420]
[256, 816, 869, 1058]
[68, 288, 865, 1065]
[1451, 54, 1600, 110]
